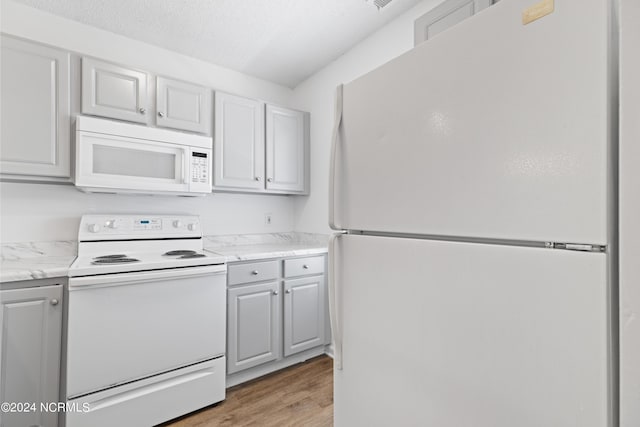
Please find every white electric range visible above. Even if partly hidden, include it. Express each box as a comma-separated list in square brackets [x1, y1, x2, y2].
[64, 214, 227, 427]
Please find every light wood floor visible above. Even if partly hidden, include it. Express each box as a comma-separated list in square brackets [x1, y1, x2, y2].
[161, 356, 334, 427]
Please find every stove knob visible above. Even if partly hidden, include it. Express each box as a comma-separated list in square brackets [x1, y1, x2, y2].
[88, 223, 101, 233]
[188, 223, 197, 231]
[106, 220, 118, 229]
[173, 220, 182, 228]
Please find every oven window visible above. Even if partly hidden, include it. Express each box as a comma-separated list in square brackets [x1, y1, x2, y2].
[93, 145, 177, 179]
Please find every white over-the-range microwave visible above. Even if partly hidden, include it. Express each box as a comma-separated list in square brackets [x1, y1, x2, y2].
[75, 116, 212, 196]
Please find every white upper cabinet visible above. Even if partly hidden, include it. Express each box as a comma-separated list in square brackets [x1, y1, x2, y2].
[265, 105, 307, 193]
[0, 36, 71, 180]
[82, 57, 148, 124]
[213, 92, 265, 190]
[156, 76, 212, 134]
[213, 94, 309, 195]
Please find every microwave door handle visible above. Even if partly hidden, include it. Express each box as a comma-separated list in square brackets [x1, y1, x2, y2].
[182, 148, 189, 184]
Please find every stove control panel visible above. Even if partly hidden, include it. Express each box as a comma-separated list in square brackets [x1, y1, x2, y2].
[80, 215, 202, 241]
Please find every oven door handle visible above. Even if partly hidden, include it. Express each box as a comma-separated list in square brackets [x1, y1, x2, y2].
[69, 264, 227, 289]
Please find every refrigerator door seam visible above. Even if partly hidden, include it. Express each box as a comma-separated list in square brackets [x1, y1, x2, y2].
[345, 230, 607, 253]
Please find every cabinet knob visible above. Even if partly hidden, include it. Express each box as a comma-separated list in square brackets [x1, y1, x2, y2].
[254, 177, 261, 181]
[272, 290, 278, 295]
[158, 111, 165, 118]
[267, 177, 273, 182]
[303, 264, 309, 269]
[50, 299, 59, 306]
[251, 270, 259, 275]
[285, 289, 291, 294]
[139, 107, 147, 114]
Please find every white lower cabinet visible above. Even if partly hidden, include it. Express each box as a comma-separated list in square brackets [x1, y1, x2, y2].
[283, 275, 326, 356]
[227, 281, 281, 374]
[0, 283, 63, 427]
[226, 255, 327, 379]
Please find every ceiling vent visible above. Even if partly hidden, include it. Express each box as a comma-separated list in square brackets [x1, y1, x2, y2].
[370, 0, 393, 10]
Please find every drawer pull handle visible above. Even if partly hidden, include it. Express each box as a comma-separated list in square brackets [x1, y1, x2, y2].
[251, 270, 259, 275]
[50, 299, 59, 306]
[273, 290, 278, 295]
[286, 289, 291, 294]
[303, 265, 309, 269]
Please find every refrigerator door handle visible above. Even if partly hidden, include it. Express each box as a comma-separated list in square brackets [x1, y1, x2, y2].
[328, 231, 345, 370]
[328, 84, 344, 231]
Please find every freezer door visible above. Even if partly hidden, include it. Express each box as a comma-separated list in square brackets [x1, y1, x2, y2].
[333, 234, 610, 427]
[332, 0, 611, 244]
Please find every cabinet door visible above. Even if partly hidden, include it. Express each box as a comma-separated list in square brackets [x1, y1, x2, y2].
[0, 285, 63, 427]
[227, 281, 280, 374]
[283, 275, 326, 357]
[214, 92, 265, 190]
[0, 36, 71, 179]
[156, 76, 212, 134]
[265, 105, 306, 193]
[82, 57, 148, 123]
[414, 0, 494, 45]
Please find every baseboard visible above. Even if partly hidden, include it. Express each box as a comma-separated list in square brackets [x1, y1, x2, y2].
[324, 344, 334, 359]
[226, 347, 326, 388]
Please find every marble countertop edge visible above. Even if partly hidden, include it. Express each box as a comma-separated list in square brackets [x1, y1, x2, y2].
[1, 233, 328, 284]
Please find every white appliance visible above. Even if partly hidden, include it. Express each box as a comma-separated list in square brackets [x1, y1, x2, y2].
[329, 1, 616, 426]
[75, 116, 212, 196]
[64, 215, 226, 427]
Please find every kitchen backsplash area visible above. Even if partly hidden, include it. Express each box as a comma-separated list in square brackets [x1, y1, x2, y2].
[0, 182, 296, 243]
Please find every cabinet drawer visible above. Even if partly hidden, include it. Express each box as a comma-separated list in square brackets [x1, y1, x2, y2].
[284, 256, 325, 278]
[228, 260, 279, 285]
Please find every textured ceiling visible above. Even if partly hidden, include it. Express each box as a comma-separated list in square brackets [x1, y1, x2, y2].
[12, 0, 424, 88]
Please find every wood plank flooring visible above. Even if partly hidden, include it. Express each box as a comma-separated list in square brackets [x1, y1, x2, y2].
[161, 355, 333, 427]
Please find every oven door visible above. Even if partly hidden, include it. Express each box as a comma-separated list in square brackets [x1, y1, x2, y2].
[66, 265, 226, 399]
[75, 130, 191, 194]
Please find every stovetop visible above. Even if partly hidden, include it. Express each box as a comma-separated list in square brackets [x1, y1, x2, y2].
[68, 214, 226, 277]
[70, 250, 225, 277]
[89, 250, 207, 265]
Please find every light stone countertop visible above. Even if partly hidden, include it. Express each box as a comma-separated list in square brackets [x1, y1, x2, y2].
[0, 233, 328, 284]
[204, 232, 328, 262]
[0, 241, 77, 283]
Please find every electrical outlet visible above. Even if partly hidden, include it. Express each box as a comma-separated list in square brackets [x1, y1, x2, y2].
[265, 213, 272, 225]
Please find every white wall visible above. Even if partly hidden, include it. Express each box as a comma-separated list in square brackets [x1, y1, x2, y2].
[290, 0, 443, 234]
[0, 0, 296, 242]
[619, 0, 640, 425]
[0, 182, 293, 242]
[0, 0, 293, 103]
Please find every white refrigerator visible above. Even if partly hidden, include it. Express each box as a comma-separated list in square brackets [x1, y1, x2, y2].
[329, 0, 616, 426]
